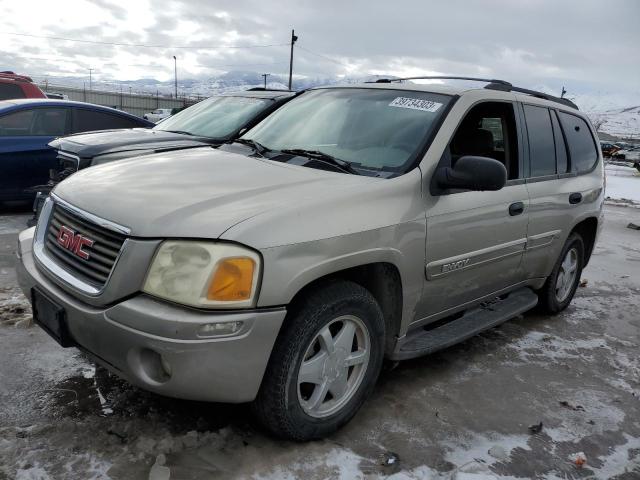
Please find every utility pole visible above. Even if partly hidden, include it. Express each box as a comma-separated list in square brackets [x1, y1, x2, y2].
[261, 73, 270, 89]
[173, 56, 178, 99]
[288, 29, 298, 90]
[561, 86, 567, 99]
[88, 68, 93, 90]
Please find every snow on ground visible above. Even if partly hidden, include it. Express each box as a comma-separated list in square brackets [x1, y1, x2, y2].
[605, 164, 640, 205]
[2, 206, 640, 479]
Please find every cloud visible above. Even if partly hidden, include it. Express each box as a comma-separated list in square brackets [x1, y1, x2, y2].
[1, 0, 638, 96]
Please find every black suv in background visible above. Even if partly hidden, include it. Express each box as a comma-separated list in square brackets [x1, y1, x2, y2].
[29, 89, 295, 221]
[49, 89, 295, 178]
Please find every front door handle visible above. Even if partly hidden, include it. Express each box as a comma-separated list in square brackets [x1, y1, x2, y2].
[509, 201, 524, 216]
[569, 192, 582, 204]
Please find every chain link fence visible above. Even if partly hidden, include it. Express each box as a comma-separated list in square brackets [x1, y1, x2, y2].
[36, 83, 206, 118]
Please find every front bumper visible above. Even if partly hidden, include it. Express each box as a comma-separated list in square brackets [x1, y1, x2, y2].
[17, 228, 286, 403]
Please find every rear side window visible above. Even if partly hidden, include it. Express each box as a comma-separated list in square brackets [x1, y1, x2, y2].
[0, 82, 25, 100]
[0, 110, 34, 135]
[73, 109, 142, 133]
[524, 105, 556, 177]
[558, 112, 598, 173]
[0, 108, 68, 136]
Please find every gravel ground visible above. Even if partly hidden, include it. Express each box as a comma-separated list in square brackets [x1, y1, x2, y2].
[0, 204, 638, 480]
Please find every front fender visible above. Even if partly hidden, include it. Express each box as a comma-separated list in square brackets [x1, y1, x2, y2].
[257, 221, 426, 331]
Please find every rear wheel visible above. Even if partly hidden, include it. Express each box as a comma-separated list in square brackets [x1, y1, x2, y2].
[253, 281, 385, 440]
[537, 233, 584, 313]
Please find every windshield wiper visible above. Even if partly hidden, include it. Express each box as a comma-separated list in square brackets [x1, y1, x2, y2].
[279, 148, 360, 175]
[234, 138, 269, 156]
[162, 130, 195, 136]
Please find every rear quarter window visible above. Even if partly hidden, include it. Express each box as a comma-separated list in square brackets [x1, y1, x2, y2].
[558, 112, 598, 173]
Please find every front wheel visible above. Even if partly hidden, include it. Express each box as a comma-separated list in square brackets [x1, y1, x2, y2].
[253, 281, 385, 440]
[537, 233, 585, 313]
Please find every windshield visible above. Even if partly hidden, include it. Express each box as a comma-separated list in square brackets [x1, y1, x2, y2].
[156, 95, 271, 139]
[242, 88, 452, 173]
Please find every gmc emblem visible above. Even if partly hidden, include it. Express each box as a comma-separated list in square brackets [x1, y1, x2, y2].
[56, 225, 94, 260]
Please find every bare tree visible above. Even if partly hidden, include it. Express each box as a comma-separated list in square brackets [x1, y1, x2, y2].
[587, 113, 607, 132]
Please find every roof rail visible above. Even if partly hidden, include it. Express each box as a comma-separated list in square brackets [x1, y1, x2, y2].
[371, 76, 578, 110]
[373, 76, 511, 86]
[493, 84, 578, 110]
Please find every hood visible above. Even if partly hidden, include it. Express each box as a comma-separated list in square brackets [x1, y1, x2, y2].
[49, 128, 219, 159]
[52, 148, 382, 240]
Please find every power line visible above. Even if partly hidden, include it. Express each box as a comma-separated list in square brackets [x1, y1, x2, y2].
[1, 31, 289, 50]
[295, 44, 352, 68]
[6, 51, 290, 70]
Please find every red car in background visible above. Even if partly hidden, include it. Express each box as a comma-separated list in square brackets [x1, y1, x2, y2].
[0, 71, 46, 100]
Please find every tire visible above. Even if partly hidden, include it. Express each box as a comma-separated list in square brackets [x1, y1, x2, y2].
[253, 280, 385, 441]
[537, 233, 585, 313]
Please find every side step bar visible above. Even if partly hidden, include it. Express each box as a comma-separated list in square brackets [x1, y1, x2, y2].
[391, 288, 538, 361]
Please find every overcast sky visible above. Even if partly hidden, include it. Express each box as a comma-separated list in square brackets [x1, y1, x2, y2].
[2, 0, 639, 99]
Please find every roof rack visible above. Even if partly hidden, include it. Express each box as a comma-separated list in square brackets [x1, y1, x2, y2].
[371, 76, 578, 110]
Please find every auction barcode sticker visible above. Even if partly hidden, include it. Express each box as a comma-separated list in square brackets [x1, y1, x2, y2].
[389, 97, 442, 112]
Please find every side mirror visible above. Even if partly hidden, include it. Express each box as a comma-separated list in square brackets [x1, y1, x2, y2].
[434, 156, 507, 191]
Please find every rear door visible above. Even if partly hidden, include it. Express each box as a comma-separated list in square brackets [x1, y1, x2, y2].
[418, 100, 530, 319]
[0, 107, 70, 199]
[522, 105, 601, 277]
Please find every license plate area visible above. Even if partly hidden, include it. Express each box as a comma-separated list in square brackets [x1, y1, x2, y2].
[31, 288, 75, 347]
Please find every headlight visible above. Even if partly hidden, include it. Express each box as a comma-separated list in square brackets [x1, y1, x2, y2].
[143, 241, 261, 308]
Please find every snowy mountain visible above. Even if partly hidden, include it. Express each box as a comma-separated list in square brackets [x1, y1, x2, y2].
[580, 105, 640, 140]
[40, 71, 391, 97]
[40, 72, 639, 139]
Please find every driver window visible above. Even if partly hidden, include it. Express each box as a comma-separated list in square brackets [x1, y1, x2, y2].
[449, 102, 519, 180]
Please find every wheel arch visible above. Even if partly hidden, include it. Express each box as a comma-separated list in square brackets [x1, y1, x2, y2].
[569, 216, 599, 266]
[284, 262, 404, 357]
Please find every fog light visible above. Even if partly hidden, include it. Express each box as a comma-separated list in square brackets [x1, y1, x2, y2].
[198, 321, 243, 338]
[138, 348, 171, 383]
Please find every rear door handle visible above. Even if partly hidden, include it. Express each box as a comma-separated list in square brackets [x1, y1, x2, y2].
[509, 202, 524, 216]
[569, 192, 582, 204]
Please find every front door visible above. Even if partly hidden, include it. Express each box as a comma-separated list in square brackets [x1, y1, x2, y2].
[416, 100, 530, 321]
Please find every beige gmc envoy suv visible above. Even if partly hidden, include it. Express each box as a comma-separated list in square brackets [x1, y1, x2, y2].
[17, 77, 604, 440]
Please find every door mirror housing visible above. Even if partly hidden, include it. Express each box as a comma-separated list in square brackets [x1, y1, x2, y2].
[434, 155, 507, 192]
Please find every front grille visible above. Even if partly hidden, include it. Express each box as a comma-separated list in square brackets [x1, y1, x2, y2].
[44, 204, 126, 288]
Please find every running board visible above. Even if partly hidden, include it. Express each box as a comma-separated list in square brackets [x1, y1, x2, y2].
[391, 288, 538, 361]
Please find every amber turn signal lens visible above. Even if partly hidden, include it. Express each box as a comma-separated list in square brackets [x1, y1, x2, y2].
[207, 257, 255, 301]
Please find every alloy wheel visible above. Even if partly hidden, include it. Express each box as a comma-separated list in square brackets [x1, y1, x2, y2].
[297, 315, 371, 418]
